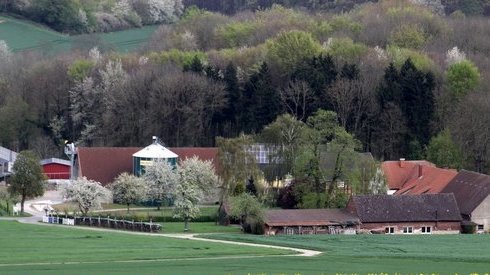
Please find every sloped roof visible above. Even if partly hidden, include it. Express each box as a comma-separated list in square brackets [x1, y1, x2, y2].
[133, 143, 178, 159]
[349, 194, 461, 223]
[40, 158, 71, 166]
[77, 147, 220, 185]
[441, 170, 490, 215]
[265, 209, 359, 227]
[394, 166, 457, 195]
[77, 147, 140, 185]
[382, 160, 435, 190]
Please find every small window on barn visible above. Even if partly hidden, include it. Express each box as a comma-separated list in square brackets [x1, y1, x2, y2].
[402, 227, 413, 234]
[385, 227, 395, 234]
[477, 224, 484, 231]
[421, 226, 431, 234]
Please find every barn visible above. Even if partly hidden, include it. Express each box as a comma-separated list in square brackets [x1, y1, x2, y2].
[40, 158, 71, 180]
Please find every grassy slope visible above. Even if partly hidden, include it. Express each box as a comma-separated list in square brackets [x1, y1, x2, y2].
[0, 16, 158, 53]
[0, 221, 289, 272]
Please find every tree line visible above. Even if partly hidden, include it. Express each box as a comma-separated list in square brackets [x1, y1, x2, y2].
[1, 1, 490, 174]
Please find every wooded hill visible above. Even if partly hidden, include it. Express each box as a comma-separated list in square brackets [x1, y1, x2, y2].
[1, 0, 490, 174]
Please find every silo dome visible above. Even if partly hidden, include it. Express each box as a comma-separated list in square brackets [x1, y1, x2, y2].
[133, 137, 178, 176]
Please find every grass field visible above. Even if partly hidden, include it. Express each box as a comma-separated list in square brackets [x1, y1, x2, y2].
[0, 221, 290, 274]
[0, 15, 158, 53]
[1, 220, 489, 274]
[159, 222, 241, 233]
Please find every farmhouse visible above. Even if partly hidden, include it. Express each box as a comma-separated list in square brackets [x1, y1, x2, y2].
[264, 209, 359, 235]
[441, 170, 490, 233]
[346, 194, 462, 234]
[393, 165, 458, 195]
[382, 159, 439, 194]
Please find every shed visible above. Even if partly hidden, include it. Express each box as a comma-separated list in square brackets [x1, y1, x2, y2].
[40, 158, 71, 180]
[132, 138, 178, 176]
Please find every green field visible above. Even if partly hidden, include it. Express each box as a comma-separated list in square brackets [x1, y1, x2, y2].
[1, 221, 490, 274]
[0, 16, 158, 53]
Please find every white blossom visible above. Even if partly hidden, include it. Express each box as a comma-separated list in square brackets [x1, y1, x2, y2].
[147, 0, 182, 23]
[0, 40, 12, 63]
[374, 45, 387, 61]
[446, 46, 466, 65]
[173, 157, 218, 230]
[63, 177, 111, 215]
[143, 161, 178, 208]
[88, 47, 101, 63]
[78, 8, 88, 26]
[138, 55, 149, 65]
[109, 173, 148, 211]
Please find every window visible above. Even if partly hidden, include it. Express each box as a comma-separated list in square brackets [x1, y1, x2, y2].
[285, 227, 295, 235]
[403, 227, 413, 234]
[477, 224, 484, 231]
[385, 227, 395, 234]
[421, 226, 432, 234]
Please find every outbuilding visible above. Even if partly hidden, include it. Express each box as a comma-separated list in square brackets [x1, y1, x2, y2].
[132, 137, 178, 176]
[40, 158, 71, 180]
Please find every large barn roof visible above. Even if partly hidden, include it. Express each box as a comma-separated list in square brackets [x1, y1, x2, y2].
[442, 170, 490, 215]
[349, 194, 461, 223]
[394, 165, 457, 195]
[77, 147, 219, 185]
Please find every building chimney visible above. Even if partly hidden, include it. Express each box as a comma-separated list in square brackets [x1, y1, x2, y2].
[418, 164, 423, 177]
[399, 158, 405, 168]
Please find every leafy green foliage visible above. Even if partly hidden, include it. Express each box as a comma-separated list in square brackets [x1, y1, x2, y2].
[266, 30, 323, 75]
[446, 60, 480, 99]
[389, 24, 427, 49]
[426, 129, 464, 169]
[8, 151, 45, 213]
[67, 59, 95, 82]
[229, 192, 264, 234]
[325, 37, 367, 63]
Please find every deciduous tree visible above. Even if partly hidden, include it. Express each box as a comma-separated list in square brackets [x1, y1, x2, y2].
[8, 151, 45, 213]
[63, 177, 111, 215]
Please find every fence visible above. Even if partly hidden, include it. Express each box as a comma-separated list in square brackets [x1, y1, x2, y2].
[42, 215, 161, 233]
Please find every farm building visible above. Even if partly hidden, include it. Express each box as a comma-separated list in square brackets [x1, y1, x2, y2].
[133, 137, 178, 176]
[74, 141, 219, 185]
[442, 170, 490, 233]
[264, 209, 359, 235]
[40, 158, 71, 180]
[381, 159, 458, 195]
[346, 194, 462, 234]
[0, 146, 17, 181]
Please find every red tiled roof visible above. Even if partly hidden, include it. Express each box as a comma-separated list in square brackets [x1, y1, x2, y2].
[77, 147, 140, 185]
[382, 160, 435, 190]
[348, 194, 462, 223]
[442, 170, 490, 216]
[264, 209, 359, 227]
[394, 166, 457, 195]
[77, 147, 220, 185]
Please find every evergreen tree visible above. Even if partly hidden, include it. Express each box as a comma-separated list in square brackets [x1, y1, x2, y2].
[241, 62, 280, 133]
[292, 54, 337, 116]
[399, 58, 435, 146]
[340, 63, 360, 80]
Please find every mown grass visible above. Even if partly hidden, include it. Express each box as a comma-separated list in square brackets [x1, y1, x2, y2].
[0, 221, 289, 265]
[1, 220, 489, 274]
[159, 222, 241, 234]
[0, 16, 158, 53]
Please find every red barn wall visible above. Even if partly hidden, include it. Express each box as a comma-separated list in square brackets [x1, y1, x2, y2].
[43, 163, 70, 180]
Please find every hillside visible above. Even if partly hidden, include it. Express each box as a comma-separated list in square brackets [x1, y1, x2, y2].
[0, 16, 158, 52]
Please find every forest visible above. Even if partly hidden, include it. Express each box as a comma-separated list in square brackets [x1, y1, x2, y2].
[1, 0, 490, 175]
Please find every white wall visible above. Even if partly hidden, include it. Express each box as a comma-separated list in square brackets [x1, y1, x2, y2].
[472, 195, 490, 233]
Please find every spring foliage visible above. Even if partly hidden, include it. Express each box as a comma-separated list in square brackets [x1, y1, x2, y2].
[63, 177, 111, 215]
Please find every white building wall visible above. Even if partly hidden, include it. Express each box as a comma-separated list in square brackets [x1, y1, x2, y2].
[471, 195, 490, 233]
